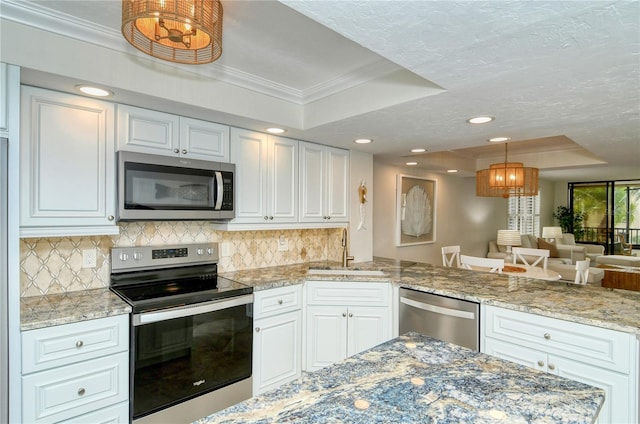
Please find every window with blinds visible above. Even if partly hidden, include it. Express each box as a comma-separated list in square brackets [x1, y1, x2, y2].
[508, 193, 540, 236]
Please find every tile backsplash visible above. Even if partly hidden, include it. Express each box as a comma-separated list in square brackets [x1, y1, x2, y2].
[20, 222, 343, 297]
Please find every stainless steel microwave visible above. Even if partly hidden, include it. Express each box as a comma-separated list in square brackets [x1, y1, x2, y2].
[117, 151, 234, 221]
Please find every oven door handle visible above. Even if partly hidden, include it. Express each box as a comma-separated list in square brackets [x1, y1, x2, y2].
[134, 294, 254, 326]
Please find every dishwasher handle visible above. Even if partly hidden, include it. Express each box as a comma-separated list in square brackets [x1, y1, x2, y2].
[400, 296, 476, 320]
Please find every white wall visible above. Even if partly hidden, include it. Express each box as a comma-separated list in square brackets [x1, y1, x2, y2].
[349, 150, 373, 262]
[372, 161, 507, 265]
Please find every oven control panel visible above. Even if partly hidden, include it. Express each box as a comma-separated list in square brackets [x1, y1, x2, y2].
[111, 243, 219, 272]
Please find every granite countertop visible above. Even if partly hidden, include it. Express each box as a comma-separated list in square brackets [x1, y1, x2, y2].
[221, 257, 640, 335]
[195, 332, 604, 424]
[20, 288, 131, 331]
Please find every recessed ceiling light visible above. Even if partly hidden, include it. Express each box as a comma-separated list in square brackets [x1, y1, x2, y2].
[267, 127, 286, 134]
[411, 148, 426, 153]
[354, 138, 373, 144]
[488, 136, 511, 143]
[75, 85, 112, 97]
[447, 169, 458, 173]
[466, 116, 494, 124]
[406, 161, 418, 166]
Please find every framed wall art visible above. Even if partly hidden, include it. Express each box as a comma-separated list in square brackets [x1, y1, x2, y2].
[396, 174, 436, 246]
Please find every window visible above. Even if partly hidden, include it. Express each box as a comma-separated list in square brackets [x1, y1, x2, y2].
[508, 193, 540, 236]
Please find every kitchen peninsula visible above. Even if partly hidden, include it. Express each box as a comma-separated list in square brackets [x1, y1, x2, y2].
[197, 332, 604, 423]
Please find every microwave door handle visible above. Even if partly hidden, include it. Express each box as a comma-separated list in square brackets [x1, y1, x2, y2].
[214, 171, 223, 210]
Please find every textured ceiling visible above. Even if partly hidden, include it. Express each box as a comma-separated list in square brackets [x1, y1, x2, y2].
[2, 0, 639, 182]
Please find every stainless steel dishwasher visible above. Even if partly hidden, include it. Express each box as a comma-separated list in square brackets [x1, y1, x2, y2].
[399, 288, 479, 351]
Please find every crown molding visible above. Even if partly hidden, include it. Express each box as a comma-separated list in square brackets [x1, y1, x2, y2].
[1, 0, 394, 105]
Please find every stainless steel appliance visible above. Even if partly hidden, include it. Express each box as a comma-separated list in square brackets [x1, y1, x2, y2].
[399, 288, 479, 351]
[110, 243, 253, 423]
[117, 151, 234, 221]
[1, 137, 8, 424]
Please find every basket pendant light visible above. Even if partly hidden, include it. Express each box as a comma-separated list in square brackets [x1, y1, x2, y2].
[122, 0, 222, 64]
[476, 143, 539, 198]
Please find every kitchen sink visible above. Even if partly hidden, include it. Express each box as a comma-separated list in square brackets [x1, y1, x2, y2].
[307, 269, 386, 277]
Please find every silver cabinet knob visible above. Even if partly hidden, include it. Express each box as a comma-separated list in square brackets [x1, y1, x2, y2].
[342, 313, 347, 317]
[264, 216, 269, 220]
[255, 327, 260, 332]
[174, 148, 180, 153]
[269, 216, 274, 220]
[77, 388, 86, 396]
[76, 341, 83, 348]
[349, 313, 353, 318]
[327, 216, 331, 220]
[548, 363, 555, 371]
[537, 360, 544, 367]
[182, 149, 187, 154]
[108, 215, 115, 221]
[544, 333, 551, 340]
[278, 300, 283, 305]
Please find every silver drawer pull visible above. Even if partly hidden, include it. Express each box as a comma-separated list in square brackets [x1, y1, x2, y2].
[78, 388, 86, 396]
[544, 333, 551, 340]
[548, 363, 556, 371]
[75, 341, 83, 348]
[342, 313, 347, 317]
[349, 313, 353, 318]
[537, 360, 544, 367]
[278, 300, 283, 305]
[255, 327, 260, 333]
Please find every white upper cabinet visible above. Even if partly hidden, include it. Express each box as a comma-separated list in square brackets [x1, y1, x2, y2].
[0, 63, 8, 135]
[230, 128, 298, 224]
[117, 104, 229, 162]
[299, 142, 349, 223]
[20, 86, 118, 236]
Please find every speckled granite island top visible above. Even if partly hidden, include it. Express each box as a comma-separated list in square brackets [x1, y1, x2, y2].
[196, 333, 604, 424]
[21, 288, 131, 331]
[221, 257, 640, 335]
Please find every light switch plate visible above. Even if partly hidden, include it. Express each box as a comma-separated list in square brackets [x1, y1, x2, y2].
[278, 235, 288, 252]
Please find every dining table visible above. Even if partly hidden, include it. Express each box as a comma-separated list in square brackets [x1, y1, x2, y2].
[472, 263, 562, 281]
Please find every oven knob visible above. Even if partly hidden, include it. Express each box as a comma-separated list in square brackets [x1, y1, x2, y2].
[197, 248, 204, 256]
[133, 251, 142, 261]
[207, 248, 213, 255]
[119, 252, 129, 262]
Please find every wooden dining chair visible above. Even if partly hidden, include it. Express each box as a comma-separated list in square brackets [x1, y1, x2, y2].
[460, 255, 504, 273]
[617, 234, 633, 256]
[441, 245, 461, 268]
[512, 247, 550, 270]
[574, 260, 590, 285]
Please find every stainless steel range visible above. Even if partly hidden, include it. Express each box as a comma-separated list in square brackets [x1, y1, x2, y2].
[110, 243, 253, 423]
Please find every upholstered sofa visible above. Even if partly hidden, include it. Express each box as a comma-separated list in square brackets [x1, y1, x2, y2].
[556, 233, 605, 262]
[487, 234, 604, 284]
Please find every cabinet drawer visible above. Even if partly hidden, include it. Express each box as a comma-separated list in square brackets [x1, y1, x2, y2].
[306, 281, 390, 306]
[484, 306, 631, 373]
[22, 315, 128, 374]
[22, 351, 129, 424]
[254, 285, 302, 319]
[60, 401, 129, 424]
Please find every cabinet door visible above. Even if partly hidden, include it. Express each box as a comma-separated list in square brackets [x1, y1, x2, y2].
[20, 87, 117, 236]
[551, 355, 631, 424]
[0, 63, 7, 133]
[346, 306, 390, 357]
[325, 147, 349, 222]
[116, 104, 179, 155]
[253, 310, 302, 395]
[179, 117, 229, 162]
[299, 142, 325, 222]
[305, 306, 347, 371]
[268, 136, 298, 222]
[230, 128, 269, 223]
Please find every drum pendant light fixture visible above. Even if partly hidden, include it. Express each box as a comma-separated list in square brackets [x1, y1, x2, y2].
[122, 0, 223, 65]
[476, 143, 538, 198]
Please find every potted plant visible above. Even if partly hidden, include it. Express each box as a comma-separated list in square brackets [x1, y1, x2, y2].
[553, 206, 586, 238]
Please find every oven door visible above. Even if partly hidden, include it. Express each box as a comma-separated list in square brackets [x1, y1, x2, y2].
[131, 294, 253, 420]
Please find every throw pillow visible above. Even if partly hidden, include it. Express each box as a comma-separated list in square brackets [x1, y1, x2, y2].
[538, 238, 560, 258]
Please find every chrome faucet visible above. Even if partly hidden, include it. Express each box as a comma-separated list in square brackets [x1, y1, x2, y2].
[341, 228, 354, 267]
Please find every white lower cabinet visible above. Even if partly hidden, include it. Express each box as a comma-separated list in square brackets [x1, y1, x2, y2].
[252, 285, 302, 395]
[21, 315, 129, 424]
[305, 281, 391, 371]
[482, 305, 638, 424]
